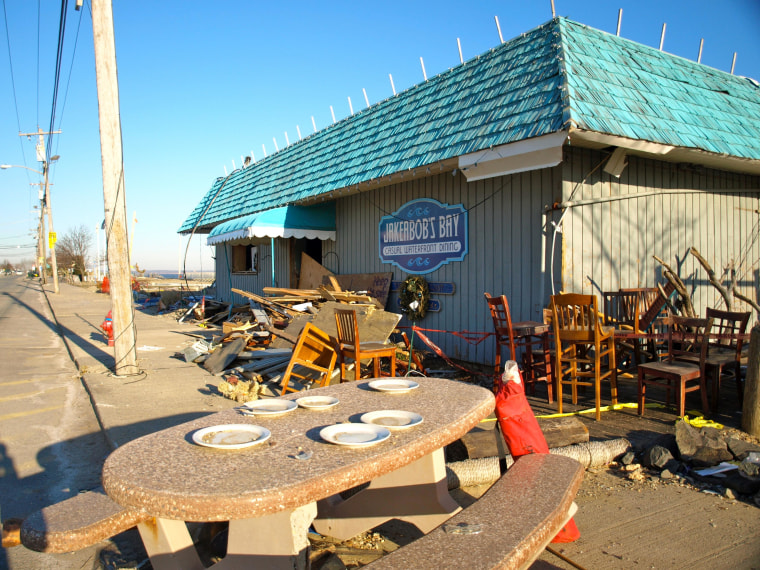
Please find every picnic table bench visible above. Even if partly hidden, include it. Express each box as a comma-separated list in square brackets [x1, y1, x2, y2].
[19, 487, 148, 553]
[367, 453, 583, 569]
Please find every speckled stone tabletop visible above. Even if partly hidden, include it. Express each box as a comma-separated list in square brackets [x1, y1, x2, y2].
[102, 377, 494, 522]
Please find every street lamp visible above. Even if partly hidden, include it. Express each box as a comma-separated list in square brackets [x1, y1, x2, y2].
[1, 156, 60, 293]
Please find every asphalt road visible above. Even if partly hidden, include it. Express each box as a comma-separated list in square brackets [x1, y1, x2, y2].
[0, 276, 111, 569]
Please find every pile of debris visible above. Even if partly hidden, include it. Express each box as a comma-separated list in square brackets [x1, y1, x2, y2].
[178, 278, 436, 401]
[615, 419, 760, 504]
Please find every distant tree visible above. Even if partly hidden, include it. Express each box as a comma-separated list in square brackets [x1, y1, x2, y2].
[2, 260, 12, 273]
[56, 226, 93, 280]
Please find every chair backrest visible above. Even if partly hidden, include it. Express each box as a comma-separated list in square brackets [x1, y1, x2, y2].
[335, 309, 359, 346]
[484, 293, 515, 339]
[705, 307, 750, 351]
[484, 292, 516, 361]
[602, 290, 641, 330]
[637, 282, 676, 332]
[668, 316, 713, 366]
[550, 293, 601, 344]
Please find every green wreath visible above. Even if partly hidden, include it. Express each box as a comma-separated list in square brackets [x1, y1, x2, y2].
[400, 275, 430, 321]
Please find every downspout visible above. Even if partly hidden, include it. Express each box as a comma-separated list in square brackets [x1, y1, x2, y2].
[271, 237, 276, 288]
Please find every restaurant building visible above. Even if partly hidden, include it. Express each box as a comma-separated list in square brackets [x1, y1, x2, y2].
[179, 17, 760, 365]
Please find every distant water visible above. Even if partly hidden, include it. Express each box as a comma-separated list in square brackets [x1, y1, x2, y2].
[140, 271, 213, 280]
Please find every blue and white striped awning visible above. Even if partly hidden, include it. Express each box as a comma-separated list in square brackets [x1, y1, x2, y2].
[206, 203, 336, 245]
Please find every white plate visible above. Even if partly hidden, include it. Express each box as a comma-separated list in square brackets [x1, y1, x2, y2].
[192, 424, 271, 449]
[360, 410, 423, 430]
[320, 423, 391, 447]
[296, 396, 340, 410]
[368, 379, 420, 393]
[240, 399, 298, 415]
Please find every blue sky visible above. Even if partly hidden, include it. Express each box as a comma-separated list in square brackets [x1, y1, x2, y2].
[1, 0, 758, 273]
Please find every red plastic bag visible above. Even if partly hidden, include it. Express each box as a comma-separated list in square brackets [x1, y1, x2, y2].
[496, 361, 580, 543]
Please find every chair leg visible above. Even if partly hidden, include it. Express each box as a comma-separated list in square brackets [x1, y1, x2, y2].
[608, 340, 618, 405]
[556, 357, 564, 415]
[710, 365, 721, 414]
[638, 369, 646, 416]
[699, 376, 710, 417]
[736, 362, 744, 405]
[493, 343, 502, 393]
[594, 352, 602, 421]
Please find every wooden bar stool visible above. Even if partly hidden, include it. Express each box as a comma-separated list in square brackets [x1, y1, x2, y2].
[484, 293, 554, 401]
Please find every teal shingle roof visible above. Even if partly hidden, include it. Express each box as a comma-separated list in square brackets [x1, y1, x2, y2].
[179, 17, 760, 233]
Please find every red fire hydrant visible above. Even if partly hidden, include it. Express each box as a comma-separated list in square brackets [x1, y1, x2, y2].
[101, 311, 114, 347]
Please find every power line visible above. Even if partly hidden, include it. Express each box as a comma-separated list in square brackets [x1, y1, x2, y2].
[55, 4, 85, 148]
[46, 0, 68, 162]
[1, 0, 30, 167]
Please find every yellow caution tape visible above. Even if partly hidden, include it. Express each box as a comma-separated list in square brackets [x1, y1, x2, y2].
[683, 415, 724, 429]
[480, 404, 723, 429]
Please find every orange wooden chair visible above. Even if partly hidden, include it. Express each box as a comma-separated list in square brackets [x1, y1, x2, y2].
[280, 322, 338, 394]
[550, 293, 617, 421]
[334, 309, 397, 382]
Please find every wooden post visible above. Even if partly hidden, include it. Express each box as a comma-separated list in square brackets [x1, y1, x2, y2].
[742, 324, 760, 437]
[92, 0, 138, 375]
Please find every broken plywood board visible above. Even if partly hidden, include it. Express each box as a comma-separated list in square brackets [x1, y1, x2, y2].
[299, 252, 335, 290]
[309, 301, 401, 343]
[325, 273, 393, 307]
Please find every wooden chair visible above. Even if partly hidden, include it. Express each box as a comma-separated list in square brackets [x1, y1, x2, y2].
[280, 322, 338, 394]
[602, 290, 645, 376]
[550, 293, 617, 421]
[703, 308, 749, 412]
[484, 292, 553, 401]
[334, 309, 397, 382]
[637, 316, 714, 418]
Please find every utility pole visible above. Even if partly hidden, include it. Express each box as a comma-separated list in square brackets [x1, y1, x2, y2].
[19, 128, 60, 292]
[92, 0, 138, 375]
[30, 182, 48, 285]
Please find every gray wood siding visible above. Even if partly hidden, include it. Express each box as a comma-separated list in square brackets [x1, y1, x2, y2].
[332, 168, 559, 366]
[209, 147, 758, 368]
[558, 147, 760, 319]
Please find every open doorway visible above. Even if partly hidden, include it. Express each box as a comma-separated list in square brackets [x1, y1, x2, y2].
[290, 238, 322, 288]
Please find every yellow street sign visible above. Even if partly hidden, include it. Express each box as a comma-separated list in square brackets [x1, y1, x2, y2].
[48, 232, 57, 249]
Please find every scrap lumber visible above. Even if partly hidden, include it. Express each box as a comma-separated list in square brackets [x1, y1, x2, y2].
[203, 336, 248, 375]
[231, 288, 299, 317]
[460, 416, 589, 459]
[262, 287, 321, 298]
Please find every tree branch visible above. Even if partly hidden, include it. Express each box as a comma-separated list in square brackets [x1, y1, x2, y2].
[690, 247, 732, 310]
[653, 254, 696, 317]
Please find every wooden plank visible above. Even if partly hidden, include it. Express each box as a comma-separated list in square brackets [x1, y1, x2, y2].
[231, 288, 300, 317]
[203, 337, 248, 375]
[460, 416, 589, 459]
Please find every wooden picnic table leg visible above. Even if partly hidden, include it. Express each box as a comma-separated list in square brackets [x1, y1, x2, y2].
[313, 447, 460, 540]
[136, 518, 204, 570]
